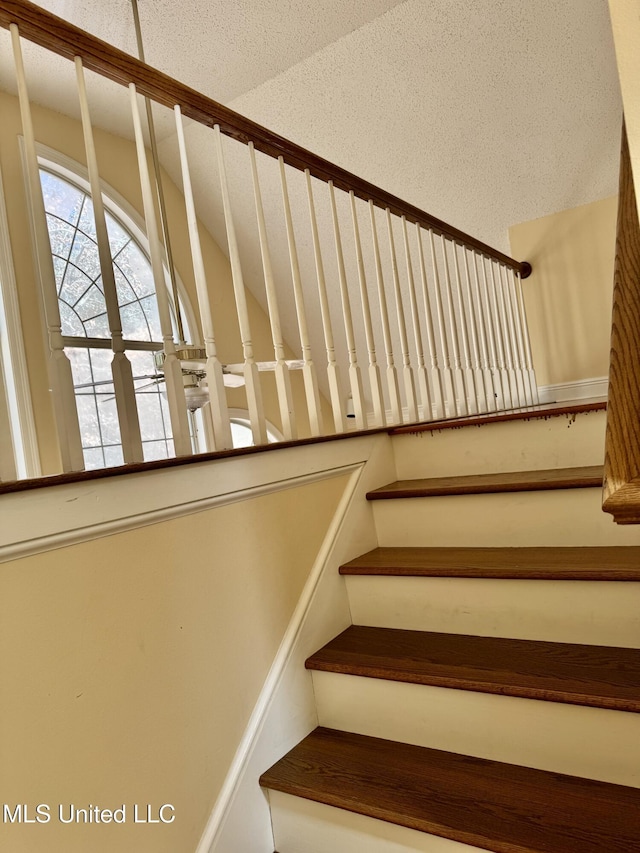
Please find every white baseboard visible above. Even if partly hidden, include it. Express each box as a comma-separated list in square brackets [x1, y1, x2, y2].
[537, 377, 608, 404]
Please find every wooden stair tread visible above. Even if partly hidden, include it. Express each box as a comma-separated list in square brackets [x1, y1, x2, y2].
[261, 727, 640, 853]
[366, 465, 604, 500]
[340, 546, 640, 580]
[305, 626, 640, 712]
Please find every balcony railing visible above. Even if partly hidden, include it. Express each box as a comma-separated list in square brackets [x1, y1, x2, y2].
[0, 0, 536, 484]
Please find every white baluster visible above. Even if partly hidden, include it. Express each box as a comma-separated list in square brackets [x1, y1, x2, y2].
[477, 252, 508, 409]
[329, 183, 367, 429]
[278, 157, 323, 436]
[510, 267, 539, 404]
[350, 193, 385, 427]
[0, 362, 17, 482]
[386, 210, 417, 422]
[75, 58, 144, 464]
[427, 228, 457, 417]
[451, 241, 481, 413]
[129, 83, 191, 456]
[214, 126, 267, 446]
[11, 24, 84, 472]
[305, 170, 345, 433]
[499, 263, 528, 406]
[438, 234, 469, 416]
[175, 106, 232, 450]
[249, 143, 296, 440]
[401, 218, 432, 421]
[459, 243, 494, 412]
[465, 248, 498, 411]
[483, 258, 516, 409]
[416, 226, 446, 419]
[369, 201, 402, 424]
[490, 260, 520, 407]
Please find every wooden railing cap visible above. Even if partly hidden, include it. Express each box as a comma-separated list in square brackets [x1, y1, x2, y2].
[0, 0, 530, 274]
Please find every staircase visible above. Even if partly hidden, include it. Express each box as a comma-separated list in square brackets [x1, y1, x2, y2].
[260, 405, 640, 852]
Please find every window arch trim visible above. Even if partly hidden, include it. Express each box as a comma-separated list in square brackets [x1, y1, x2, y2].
[33, 142, 200, 345]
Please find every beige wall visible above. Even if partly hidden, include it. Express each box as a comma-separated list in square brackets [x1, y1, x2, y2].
[509, 195, 617, 388]
[0, 90, 319, 474]
[0, 471, 349, 853]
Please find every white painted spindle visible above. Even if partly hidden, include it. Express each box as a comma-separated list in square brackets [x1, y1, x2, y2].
[350, 193, 385, 427]
[426, 228, 457, 417]
[305, 170, 345, 433]
[278, 157, 323, 436]
[0, 363, 17, 482]
[249, 143, 296, 440]
[214, 126, 267, 446]
[11, 24, 84, 472]
[510, 267, 539, 404]
[175, 106, 232, 450]
[438, 234, 469, 415]
[129, 83, 192, 456]
[481, 255, 511, 409]
[386, 210, 417, 422]
[466, 248, 498, 411]
[490, 260, 519, 407]
[369, 201, 402, 424]
[401, 218, 432, 421]
[76, 58, 144, 464]
[499, 263, 528, 406]
[451, 241, 480, 413]
[416, 226, 445, 419]
[329, 183, 366, 429]
[458, 243, 494, 412]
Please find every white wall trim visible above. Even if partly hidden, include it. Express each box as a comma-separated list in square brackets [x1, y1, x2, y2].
[194, 461, 365, 853]
[0, 460, 361, 564]
[0, 160, 41, 478]
[0, 435, 383, 562]
[537, 376, 608, 404]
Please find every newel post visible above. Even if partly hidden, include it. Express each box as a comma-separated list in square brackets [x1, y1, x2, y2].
[603, 122, 640, 523]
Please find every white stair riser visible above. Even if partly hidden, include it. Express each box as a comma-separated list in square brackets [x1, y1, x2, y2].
[312, 671, 640, 788]
[345, 576, 640, 647]
[392, 411, 606, 480]
[269, 790, 484, 853]
[372, 488, 640, 548]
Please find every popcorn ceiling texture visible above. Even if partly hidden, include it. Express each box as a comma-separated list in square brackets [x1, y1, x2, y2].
[33, 0, 620, 249]
[36, 0, 406, 101]
[227, 0, 622, 252]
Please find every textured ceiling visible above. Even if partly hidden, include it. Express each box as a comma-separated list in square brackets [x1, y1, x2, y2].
[33, 0, 407, 101]
[27, 0, 621, 251]
[227, 0, 622, 251]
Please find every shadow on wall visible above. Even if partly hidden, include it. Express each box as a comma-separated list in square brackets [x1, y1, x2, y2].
[509, 195, 617, 389]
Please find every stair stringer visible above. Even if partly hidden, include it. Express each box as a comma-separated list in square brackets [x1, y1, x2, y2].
[197, 433, 396, 853]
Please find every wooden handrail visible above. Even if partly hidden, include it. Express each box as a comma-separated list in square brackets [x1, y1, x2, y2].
[0, 0, 529, 274]
[603, 122, 640, 524]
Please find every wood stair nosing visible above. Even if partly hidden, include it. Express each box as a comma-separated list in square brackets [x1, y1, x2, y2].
[305, 625, 640, 713]
[387, 399, 606, 434]
[339, 545, 640, 580]
[261, 727, 640, 853]
[366, 465, 604, 500]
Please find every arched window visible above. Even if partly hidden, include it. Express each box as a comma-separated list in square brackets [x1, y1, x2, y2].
[228, 409, 282, 448]
[40, 166, 185, 469]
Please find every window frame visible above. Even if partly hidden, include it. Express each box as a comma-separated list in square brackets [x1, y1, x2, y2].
[0, 158, 40, 478]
